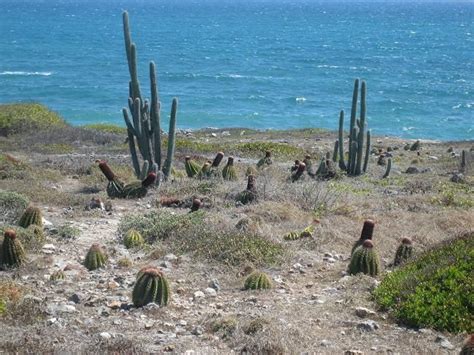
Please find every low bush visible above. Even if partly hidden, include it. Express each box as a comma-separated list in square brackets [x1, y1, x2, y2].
[373, 232, 474, 333]
[0, 190, 29, 224]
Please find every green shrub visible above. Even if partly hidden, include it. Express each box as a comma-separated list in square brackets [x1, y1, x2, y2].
[234, 141, 303, 159]
[373, 232, 474, 333]
[431, 182, 474, 209]
[81, 123, 127, 135]
[0, 103, 65, 136]
[56, 223, 80, 240]
[0, 190, 29, 223]
[0, 154, 31, 180]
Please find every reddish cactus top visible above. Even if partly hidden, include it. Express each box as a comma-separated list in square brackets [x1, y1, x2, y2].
[247, 174, 256, 191]
[4, 229, 16, 240]
[305, 154, 311, 160]
[97, 160, 115, 181]
[401, 237, 413, 245]
[227, 156, 234, 166]
[142, 172, 157, 187]
[185, 156, 191, 161]
[265, 151, 271, 158]
[296, 162, 306, 174]
[90, 243, 103, 252]
[360, 219, 375, 240]
[362, 240, 374, 248]
[212, 152, 225, 167]
[140, 267, 164, 278]
[191, 198, 203, 212]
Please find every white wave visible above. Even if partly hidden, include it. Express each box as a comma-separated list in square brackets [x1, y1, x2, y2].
[295, 97, 306, 102]
[0, 71, 52, 76]
[402, 126, 416, 131]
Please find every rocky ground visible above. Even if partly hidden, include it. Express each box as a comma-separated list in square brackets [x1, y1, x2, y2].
[0, 126, 472, 354]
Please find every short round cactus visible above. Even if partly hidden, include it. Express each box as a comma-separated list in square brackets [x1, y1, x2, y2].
[212, 152, 225, 168]
[291, 162, 306, 182]
[393, 237, 414, 266]
[124, 229, 144, 249]
[1, 229, 26, 268]
[460, 334, 474, 355]
[236, 175, 258, 204]
[50, 269, 66, 281]
[351, 219, 375, 255]
[132, 267, 170, 307]
[84, 244, 108, 271]
[122, 172, 157, 199]
[348, 240, 380, 277]
[222, 157, 238, 181]
[244, 271, 272, 290]
[190, 198, 203, 212]
[198, 162, 211, 179]
[18, 206, 42, 228]
[256, 151, 272, 168]
[184, 156, 201, 178]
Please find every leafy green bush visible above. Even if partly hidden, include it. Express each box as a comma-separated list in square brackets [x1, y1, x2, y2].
[431, 182, 474, 209]
[82, 123, 127, 135]
[0, 103, 65, 136]
[373, 232, 474, 333]
[234, 141, 303, 159]
[0, 190, 29, 223]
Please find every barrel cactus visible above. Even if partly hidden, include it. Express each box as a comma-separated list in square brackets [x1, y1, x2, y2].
[122, 172, 157, 198]
[257, 151, 272, 168]
[184, 156, 201, 178]
[198, 162, 211, 179]
[190, 198, 203, 212]
[124, 229, 144, 249]
[244, 271, 272, 290]
[1, 229, 26, 268]
[222, 157, 238, 181]
[236, 175, 258, 204]
[351, 219, 375, 255]
[84, 243, 108, 271]
[291, 162, 306, 182]
[393, 237, 414, 266]
[460, 334, 474, 355]
[132, 266, 170, 307]
[97, 160, 125, 198]
[348, 240, 380, 277]
[18, 206, 42, 228]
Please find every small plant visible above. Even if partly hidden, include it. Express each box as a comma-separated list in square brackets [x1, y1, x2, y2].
[0, 190, 29, 224]
[97, 160, 125, 198]
[56, 223, 80, 240]
[132, 266, 170, 307]
[244, 271, 273, 290]
[393, 237, 413, 266]
[18, 206, 42, 228]
[123, 229, 144, 249]
[284, 224, 315, 240]
[1, 229, 26, 268]
[348, 240, 380, 277]
[222, 156, 238, 181]
[460, 335, 474, 355]
[236, 175, 258, 204]
[84, 244, 108, 271]
[50, 270, 66, 281]
[117, 257, 133, 268]
[351, 219, 375, 255]
[184, 156, 201, 178]
[256, 150, 272, 168]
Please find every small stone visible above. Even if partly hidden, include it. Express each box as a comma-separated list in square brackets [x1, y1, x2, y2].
[69, 293, 82, 304]
[211, 133, 217, 137]
[209, 279, 220, 291]
[42, 244, 56, 254]
[204, 288, 217, 297]
[164, 253, 178, 262]
[345, 351, 364, 355]
[355, 307, 376, 318]
[113, 319, 122, 325]
[357, 320, 379, 332]
[143, 303, 160, 311]
[47, 318, 57, 325]
[323, 257, 337, 263]
[179, 320, 187, 326]
[451, 173, 465, 183]
[160, 261, 172, 269]
[106, 301, 122, 309]
[323, 252, 333, 258]
[193, 291, 205, 300]
[320, 340, 331, 347]
[192, 326, 203, 335]
[435, 336, 454, 350]
[100, 332, 112, 340]
[145, 321, 155, 329]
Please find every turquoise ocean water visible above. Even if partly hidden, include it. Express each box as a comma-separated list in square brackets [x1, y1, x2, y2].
[0, 0, 472, 140]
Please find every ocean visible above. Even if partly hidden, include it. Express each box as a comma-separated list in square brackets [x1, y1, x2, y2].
[0, 0, 472, 140]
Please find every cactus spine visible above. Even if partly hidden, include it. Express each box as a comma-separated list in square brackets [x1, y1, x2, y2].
[122, 11, 178, 179]
[337, 79, 371, 176]
[393, 237, 413, 266]
[244, 271, 272, 290]
[84, 244, 108, 271]
[1, 229, 26, 268]
[348, 240, 380, 276]
[132, 267, 170, 307]
[124, 229, 144, 249]
[18, 206, 42, 228]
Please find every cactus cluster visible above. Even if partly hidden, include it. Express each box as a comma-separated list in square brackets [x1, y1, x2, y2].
[337, 79, 371, 176]
[222, 157, 238, 181]
[122, 11, 178, 180]
[18, 206, 42, 228]
[244, 271, 272, 290]
[132, 266, 170, 307]
[122, 172, 157, 198]
[351, 219, 375, 255]
[393, 237, 413, 266]
[1, 229, 26, 268]
[184, 156, 201, 178]
[236, 175, 258, 204]
[348, 240, 380, 277]
[84, 244, 108, 271]
[124, 229, 144, 249]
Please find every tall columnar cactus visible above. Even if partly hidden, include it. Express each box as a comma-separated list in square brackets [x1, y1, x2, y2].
[337, 79, 371, 176]
[97, 160, 125, 198]
[222, 157, 238, 181]
[18, 206, 42, 228]
[393, 237, 414, 266]
[348, 240, 380, 277]
[1, 229, 26, 268]
[122, 11, 178, 180]
[132, 267, 170, 307]
[257, 151, 272, 168]
[461, 149, 467, 172]
[244, 271, 272, 290]
[184, 156, 201, 178]
[124, 229, 144, 249]
[84, 244, 108, 271]
[351, 219, 375, 255]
